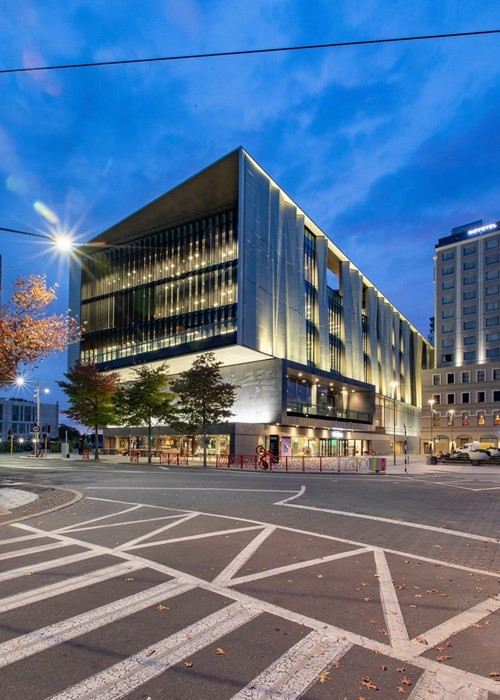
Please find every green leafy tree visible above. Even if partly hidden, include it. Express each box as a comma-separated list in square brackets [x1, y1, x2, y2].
[117, 363, 177, 464]
[172, 352, 237, 468]
[57, 364, 120, 460]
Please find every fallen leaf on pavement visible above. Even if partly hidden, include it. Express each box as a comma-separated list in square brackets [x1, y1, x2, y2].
[157, 605, 170, 611]
[409, 605, 417, 609]
[146, 649, 155, 657]
[397, 687, 406, 694]
[184, 662, 193, 668]
[379, 665, 387, 671]
[318, 671, 330, 684]
[401, 677, 412, 686]
[331, 661, 341, 669]
[361, 678, 378, 690]
[488, 671, 499, 678]
[124, 578, 134, 581]
[436, 655, 452, 662]
[416, 636, 428, 645]
[396, 668, 405, 673]
[215, 648, 226, 655]
[370, 619, 377, 624]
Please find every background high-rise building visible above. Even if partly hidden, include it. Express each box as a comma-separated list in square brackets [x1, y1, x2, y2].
[421, 219, 500, 453]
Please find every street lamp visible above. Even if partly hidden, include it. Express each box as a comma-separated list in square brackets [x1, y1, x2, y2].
[428, 399, 435, 454]
[390, 381, 398, 466]
[34, 383, 50, 456]
[449, 409, 455, 453]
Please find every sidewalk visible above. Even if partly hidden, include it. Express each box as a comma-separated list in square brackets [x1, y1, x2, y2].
[3, 451, 499, 475]
[0, 481, 82, 525]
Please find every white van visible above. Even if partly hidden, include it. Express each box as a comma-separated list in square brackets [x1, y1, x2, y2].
[455, 441, 480, 454]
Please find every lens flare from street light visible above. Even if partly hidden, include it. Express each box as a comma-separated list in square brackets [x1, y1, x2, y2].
[52, 234, 74, 252]
[14, 376, 26, 386]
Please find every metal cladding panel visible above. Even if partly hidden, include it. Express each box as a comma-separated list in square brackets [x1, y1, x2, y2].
[412, 332, 423, 408]
[239, 153, 306, 363]
[392, 314, 401, 397]
[401, 320, 411, 403]
[365, 287, 379, 391]
[68, 254, 82, 369]
[377, 297, 393, 396]
[340, 262, 364, 381]
[316, 235, 330, 371]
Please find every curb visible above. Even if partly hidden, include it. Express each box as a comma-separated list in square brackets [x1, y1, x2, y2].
[0, 483, 84, 526]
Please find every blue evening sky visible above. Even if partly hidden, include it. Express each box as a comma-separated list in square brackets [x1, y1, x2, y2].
[0, 0, 498, 409]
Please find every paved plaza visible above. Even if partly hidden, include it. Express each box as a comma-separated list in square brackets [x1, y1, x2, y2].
[0, 456, 498, 698]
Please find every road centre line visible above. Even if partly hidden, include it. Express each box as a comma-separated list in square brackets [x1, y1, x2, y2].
[374, 549, 410, 652]
[409, 595, 500, 656]
[86, 487, 299, 492]
[49, 602, 261, 700]
[0, 561, 140, 614]
[63, 514, 186, 533]
[0, 550, 101, 583]
[278, 502, 499, 543]
[231, 631, 352, 700]
[56, 505, 142, 532]
[125, 525, 266, 551]
[114, 512, 198, 551]
[85, 497, 500, 578]
[273, 485, 305, 505]
[228, 547, 372, 587]
[212, 527, 276, 587]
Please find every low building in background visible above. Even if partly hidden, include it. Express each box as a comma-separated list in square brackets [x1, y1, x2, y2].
[422, 219, 500, 453]
[0, 396, 59, 443]
[69, 148, 432, 458]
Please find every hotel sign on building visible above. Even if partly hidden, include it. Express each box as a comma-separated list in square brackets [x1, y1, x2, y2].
[69, 148, 431, 458]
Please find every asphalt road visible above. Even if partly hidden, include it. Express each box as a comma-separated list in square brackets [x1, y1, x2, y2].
[0, 457, 499, 699]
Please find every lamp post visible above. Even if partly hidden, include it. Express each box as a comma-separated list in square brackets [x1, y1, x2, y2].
[390, 381, 398, 466]
[428, 399, 435, 454]
[449, 409, 455, 453]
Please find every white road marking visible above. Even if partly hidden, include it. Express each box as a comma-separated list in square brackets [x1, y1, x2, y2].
[0, 561, 140, 614]
[212, 526, 276, 587]
[0, 541, 69, 561]
[0, 533, 47, 546]
[64, 514, 185, 533]
[159, 466, 169, 471]
[49, 602, 260, 700]
[229, 547, 372, 586]
[279, 502, 499, 543]
[113, 513, 198, 551]
[85, 498, 500, 578]
[86, 487, 299, 492]
[273, 485, 305, 505]
[57, 505, 142, 532]
[408, 669, 488, 699]
[0, 550, 101, 583]
[126, 525, 266, 551]
[409, 595, 500, 656]
[374, 549, 410, 652]
[231, 631, 351, 699]
[8, 514, 499, 695]
[0, 579, 194, 669]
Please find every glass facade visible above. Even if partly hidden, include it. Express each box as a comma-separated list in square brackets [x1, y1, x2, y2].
[328, 287, 342, 374]
[304, 228, 318, 366]
[80, 208, 238, 364]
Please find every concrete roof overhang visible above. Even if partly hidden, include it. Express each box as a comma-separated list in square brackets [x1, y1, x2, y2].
[86, 149, 240, 249]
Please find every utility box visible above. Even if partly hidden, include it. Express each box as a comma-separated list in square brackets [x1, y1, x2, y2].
[61, 442, 70, 459]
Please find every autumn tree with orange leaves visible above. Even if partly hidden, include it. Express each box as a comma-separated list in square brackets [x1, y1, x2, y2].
[0, 275, 80, 384]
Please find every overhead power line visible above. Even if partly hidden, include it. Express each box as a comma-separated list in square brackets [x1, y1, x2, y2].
[0, 226, 51, 240]
[0, 29, 498, 75]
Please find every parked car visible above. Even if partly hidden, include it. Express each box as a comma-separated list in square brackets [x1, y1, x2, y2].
[455, 441, 480, 454]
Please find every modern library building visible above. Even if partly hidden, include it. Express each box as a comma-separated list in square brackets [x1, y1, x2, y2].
[69, 148, 432, 458]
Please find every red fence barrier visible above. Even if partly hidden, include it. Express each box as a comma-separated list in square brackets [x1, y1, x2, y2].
[215, 455, 370, 473]
[159, 452, 189, 466]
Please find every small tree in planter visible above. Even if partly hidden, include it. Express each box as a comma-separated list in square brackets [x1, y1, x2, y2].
[117, 363, 177, 464]
[58, 363, 120, 460]
[172, 353, 237, 468]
